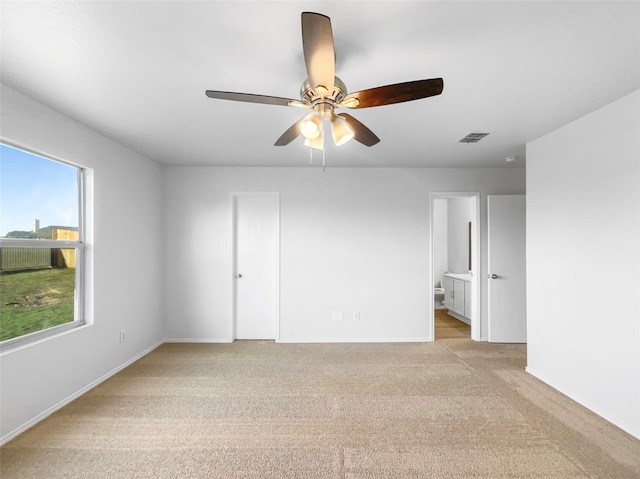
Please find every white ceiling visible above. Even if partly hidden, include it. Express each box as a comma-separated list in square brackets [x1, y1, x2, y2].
[1, 1, 639, 168]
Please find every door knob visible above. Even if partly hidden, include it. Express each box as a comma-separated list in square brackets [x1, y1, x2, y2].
[489, 274, 498, 279]
[236, 273, 242, 278]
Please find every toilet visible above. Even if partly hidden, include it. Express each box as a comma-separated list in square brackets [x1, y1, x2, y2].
[434, 275, 446, 309]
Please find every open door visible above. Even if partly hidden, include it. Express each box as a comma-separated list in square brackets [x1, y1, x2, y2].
[488, 195, 526, 343]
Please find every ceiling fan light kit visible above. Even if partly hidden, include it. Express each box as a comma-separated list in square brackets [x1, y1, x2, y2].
[205, 12, 444, 162]
[304, 129, 325, 151]
[330, 115, 355, 146]
[300, 111, 323, 140]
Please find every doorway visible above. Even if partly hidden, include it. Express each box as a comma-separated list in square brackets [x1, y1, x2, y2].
[430, 193, 480, 341]
[230, 192, 280, 340]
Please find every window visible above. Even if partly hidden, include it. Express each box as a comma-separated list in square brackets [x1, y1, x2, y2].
[0, 142, 88, 349]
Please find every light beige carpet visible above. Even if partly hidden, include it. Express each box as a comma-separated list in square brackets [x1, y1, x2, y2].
[2, 335, 639, 478]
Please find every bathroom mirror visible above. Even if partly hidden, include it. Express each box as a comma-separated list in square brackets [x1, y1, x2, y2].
[468, 222, 472, 272]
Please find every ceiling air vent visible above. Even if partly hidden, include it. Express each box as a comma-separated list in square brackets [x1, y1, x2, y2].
[458, 132, 490, 143]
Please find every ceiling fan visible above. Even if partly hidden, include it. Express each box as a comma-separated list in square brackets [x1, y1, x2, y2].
[205, 12, 444, 150]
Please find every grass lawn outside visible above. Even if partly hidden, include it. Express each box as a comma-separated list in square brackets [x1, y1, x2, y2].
[0, 268, 76, 341]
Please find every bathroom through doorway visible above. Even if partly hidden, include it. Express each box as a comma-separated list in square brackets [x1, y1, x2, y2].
[431, 193, 480, 341]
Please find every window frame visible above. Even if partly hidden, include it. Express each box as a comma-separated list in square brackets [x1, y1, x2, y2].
[0, 141, 88, 351]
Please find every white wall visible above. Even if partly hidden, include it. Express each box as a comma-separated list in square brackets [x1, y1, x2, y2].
[0, 84, 165, 442]
[163, 167, 525, 343]
[432, 199, 448, 288]
[447, 197, 473, 274]
[526, 90, 640, 439]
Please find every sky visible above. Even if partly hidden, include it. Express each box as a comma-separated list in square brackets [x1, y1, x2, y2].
[0, 143, 79, 236]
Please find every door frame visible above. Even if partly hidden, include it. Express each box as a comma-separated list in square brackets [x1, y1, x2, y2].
[228, 192, 281, 341]
[429, 192, 481, 341]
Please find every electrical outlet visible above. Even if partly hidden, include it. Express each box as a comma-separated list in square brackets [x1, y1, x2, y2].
[354, 312, 360, 321]
[120, 330, 126, 343]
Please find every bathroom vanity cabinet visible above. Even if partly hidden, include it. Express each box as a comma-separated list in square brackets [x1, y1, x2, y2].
[443, 273, 471, 323]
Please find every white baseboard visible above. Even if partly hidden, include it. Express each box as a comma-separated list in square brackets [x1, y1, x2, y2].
[525, 367, 640, 440]
[446, 311, 471, 325]
[0, 341, 163, 446]
[164, 338, 233, 343]
[167, 338, 434, 344]
[277, 337, 432, 343]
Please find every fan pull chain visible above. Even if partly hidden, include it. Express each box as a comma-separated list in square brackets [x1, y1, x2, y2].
[322, 149, 326, 172]
[309, 148, 313, 165]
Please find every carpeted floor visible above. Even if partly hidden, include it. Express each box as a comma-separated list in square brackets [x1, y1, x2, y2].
[2, 329, 639, 478]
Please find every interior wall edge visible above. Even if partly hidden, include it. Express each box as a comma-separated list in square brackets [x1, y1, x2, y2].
[526, 367, 640, 440]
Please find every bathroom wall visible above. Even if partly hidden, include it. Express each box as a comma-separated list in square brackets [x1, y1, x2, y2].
[432, 199, 448, 288]
[447, 197, 473, 273]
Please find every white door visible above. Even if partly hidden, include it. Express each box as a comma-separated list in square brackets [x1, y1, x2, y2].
[488, 195, 526, 343]
[233, 194, 279, 340]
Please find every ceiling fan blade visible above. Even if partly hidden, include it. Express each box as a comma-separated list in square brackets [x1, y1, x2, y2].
[274, 121, 301, 146]
[340, 78, 444, 109]
[301, 12, 335, 92]
[205, 90, 305, 107]
[338, 113, 380, 147]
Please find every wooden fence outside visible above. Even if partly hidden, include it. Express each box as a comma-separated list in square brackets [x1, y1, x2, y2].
[0, 229, 78, 272]
[0, 248, 53, 272]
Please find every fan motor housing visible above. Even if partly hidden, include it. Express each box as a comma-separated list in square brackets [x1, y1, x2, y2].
[300, 76, 347, 106]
